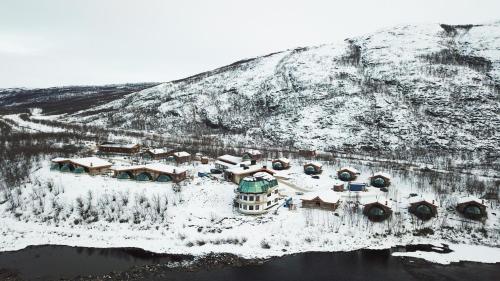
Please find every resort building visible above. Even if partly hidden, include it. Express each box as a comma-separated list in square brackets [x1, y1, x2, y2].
[142, 148, 174, 160]
[234, 172, 280, 215]
[301, 191, 341, 210]
[272, 158, 291, 170]
[369, 172, 392, 188]
[298, 149, 316, 158]
[51, 157, 112, 175]
[337, 167, 359, 181]
[97, 142, 140, 154]
[362, 200, 392, 222]
[409, 198, 438, 220]
[303, 162, 323, 175]
[112, 163, 187, 183]
[347, 182, 366, 192]
[456, 197, 487, 220]
[172, 151, 191, 164]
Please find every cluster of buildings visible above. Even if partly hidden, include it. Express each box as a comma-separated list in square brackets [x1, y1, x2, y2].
[51, 143, 489, 222]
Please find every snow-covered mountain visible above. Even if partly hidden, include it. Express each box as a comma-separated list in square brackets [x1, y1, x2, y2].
[70, 22, 500, 152]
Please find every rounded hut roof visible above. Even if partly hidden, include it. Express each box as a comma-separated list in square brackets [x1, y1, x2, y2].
[238, 172, 277, 194]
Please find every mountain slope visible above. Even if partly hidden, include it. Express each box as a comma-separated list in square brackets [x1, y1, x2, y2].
[70, 22, 500, 152]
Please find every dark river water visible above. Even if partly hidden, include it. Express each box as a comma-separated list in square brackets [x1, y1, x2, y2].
[0, 245, 498, 281]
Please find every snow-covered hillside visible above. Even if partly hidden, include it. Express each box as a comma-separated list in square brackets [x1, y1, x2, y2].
[69, 22, 500, 153]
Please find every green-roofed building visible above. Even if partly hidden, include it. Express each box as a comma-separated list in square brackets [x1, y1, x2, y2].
[235, 172, 280, 215]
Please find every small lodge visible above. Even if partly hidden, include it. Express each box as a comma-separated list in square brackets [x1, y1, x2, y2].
[225, 165, 275, 184]
[337, 167, 359, 182]
[362, 200, 392, 222]
[370, 172, 391, 188]
[112, 163, 187, 183]
[215, 155, 245, 171]
[98, 142, 140, 155]
[409, 198, 438, 220]
[299, 149, 316, 158]
[333, 183, 345, 192]
[172, 151, 191, 164]
[456, 197, 487, 220]
[301, 191, 341, 211]
[51, 157, 112, 175]
[234, 172, 280, 215]
[242, 149, 262, 161]
[143, 148, 174, 160]
[347, 182, 366, 192]
[304, 162, 323, 175]
[272, 158, 291, 170]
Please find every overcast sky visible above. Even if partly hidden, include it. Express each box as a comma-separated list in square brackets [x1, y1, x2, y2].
[1, 0, 498, 88]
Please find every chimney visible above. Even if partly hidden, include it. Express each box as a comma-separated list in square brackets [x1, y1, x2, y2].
[432, 200, 435, 205]
[385, 201, 388, 206]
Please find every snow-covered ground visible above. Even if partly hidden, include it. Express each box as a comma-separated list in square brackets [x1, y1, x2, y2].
[1, 156, 498, 264]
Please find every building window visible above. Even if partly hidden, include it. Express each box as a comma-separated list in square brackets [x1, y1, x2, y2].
[267, 201, 271, 206]
[249, 205, 254, 211]
[274, 198, 278, 203]
[243, 205, 247, 210]
[267, 193, 271, 197]
[249, 196, 254, 201]
[255, 205, 260, 210]
[274, 189, 278, 194]
[244, 195, 248, 201]
[255, 196, 260, 202]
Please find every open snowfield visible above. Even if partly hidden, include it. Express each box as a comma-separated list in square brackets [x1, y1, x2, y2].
[1, 156, 498, 264]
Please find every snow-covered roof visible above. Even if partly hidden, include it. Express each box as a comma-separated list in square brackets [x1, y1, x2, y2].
[301, 191, 340, 204]
[361, 198, 393, 208]
[304, 161, 322, 168]
[274, 158, 290, 164]
[112, 163, 186, 174]
[372, 172, 391, 180]
[51, 157, 69, 163]
[173, 151, 191, 157]
[457, 197, 485, 205]
[147, 148, 170, 155]
[217, 154, 243, 165]
[338, 166, 359, 174]
[71, 157, 112, 168]
[243, 149, 261, 155]
[409, 196, 436, 205]
[243, 172, 276, 182]
[215, 160, 236, 167]
[99, 143, 138, 149]
[228, 165, 274, 175]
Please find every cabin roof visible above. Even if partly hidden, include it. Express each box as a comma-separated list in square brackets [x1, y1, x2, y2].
[372, 172, 391, 180]
[71, 157, 112, 168]
[228, 165, 275, 175]
[51, 157, 70, 163]
[304, 162, 322, 168]
[173, 151, 191, 157]
[301, 191, 340, 204]
[338, 166, 359, 174]
[457, 197, 485, 205]
[243, 149, 262, 155]
[147, 148, 170, 155]
[274, 158, 290, 164]
[217, 154, 243, 165]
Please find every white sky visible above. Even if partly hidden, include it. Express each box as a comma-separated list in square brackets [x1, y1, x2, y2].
[1, 0, 498, 88]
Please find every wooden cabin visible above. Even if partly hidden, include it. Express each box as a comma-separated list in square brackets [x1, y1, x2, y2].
[333, 183, 345, 192]
[143, 148, 174, 160]
[98, 142, 140, 154]
[363, 201, 392, 222]
[242, 150, 262, 161]
[299, 149, 316, 158]
[51, 157, 112, 175]
[409, 199, 438, 220]
[337, 167, 359, 182]
[301, 191, 340, 210]
[112, 163, 187, 183]
[225, 165, 275, 184]
[272, 158, 291, 170]
[456, 198, 487, 220]
[200, 156, 209, 164]
[304, 162, 322, 175]
[370, 172, 391, 188]
[172, 151, 191, 164]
